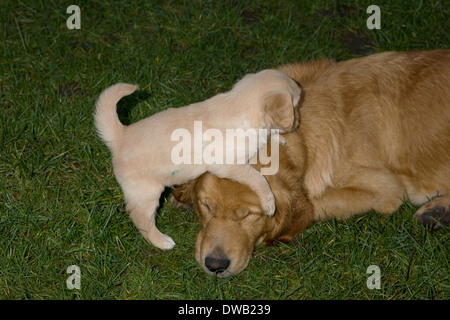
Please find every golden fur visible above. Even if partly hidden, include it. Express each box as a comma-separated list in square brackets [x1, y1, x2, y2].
[172, 50, 450, 277]
[94, 70, 301, 250]
[172, 133, 314, 277]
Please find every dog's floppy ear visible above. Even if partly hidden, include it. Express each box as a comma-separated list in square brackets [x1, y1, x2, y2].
[263, 186, 313, 246]
[277, 189, 314, 243]
[263, 91, 298, 131]
[171, 180, 195, 211]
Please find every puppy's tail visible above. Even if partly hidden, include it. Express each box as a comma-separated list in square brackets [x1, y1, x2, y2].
[94, 83, 138, 151]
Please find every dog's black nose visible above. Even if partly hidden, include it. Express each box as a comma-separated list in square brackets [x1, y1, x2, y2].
[205, 255, 231, 273]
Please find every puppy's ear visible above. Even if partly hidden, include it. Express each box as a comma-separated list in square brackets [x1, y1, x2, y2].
[171, 180, 195, 211]
[263, 92, 298, 131]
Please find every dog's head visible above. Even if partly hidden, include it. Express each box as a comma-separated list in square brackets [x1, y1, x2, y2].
[171, 134, 314, 277]
[172, 173, 269, 277]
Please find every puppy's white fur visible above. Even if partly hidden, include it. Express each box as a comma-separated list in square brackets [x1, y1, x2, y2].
[95, 70, 301, 249]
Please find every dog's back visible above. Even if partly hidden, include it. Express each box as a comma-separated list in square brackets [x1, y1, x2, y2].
[172, 51, 450, 276]
[282, 50, 450, 204]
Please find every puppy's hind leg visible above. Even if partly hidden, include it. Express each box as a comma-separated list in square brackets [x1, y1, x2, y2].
[124, 181, 176, 250]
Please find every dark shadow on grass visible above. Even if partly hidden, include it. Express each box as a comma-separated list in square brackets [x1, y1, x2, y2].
[160, 187, 173, 209]
[116, 89, 152, 126]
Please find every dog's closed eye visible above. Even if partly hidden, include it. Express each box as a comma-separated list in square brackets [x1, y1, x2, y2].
[236, 208, 249, 219]
[234, 203, 263, 220]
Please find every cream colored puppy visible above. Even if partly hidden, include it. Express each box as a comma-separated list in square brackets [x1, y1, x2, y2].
[94, 70, 301, 249]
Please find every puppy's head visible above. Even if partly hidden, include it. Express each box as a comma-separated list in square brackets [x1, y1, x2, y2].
[232, 69, 302, 132]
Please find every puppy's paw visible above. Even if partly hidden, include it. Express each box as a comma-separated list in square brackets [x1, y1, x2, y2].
[262, 192, 276, 216]
[148, 230, 176, 250]
[279, 136, 287, 146]
[157, 234, 176, 250]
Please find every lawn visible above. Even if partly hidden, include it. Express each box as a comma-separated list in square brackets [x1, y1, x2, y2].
[1, 0, 449, 300]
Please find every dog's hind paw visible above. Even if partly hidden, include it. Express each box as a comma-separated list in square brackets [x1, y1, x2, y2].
[414, 196, 450, 231]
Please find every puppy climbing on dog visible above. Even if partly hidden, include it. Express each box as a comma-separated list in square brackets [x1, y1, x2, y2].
[94, 70, 301, 249]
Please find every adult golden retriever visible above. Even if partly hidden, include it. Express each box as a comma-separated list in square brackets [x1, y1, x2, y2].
[172, 50, 450, 277]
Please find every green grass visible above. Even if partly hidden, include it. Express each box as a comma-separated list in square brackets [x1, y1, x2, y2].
[1, 0, 449, 300]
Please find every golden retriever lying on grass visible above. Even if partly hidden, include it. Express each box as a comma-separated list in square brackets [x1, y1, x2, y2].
[172, 50, 450, 277]
[95, 70, 301, 249]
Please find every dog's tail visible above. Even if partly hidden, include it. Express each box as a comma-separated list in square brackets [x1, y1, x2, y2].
[94, 83, 138, 151]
